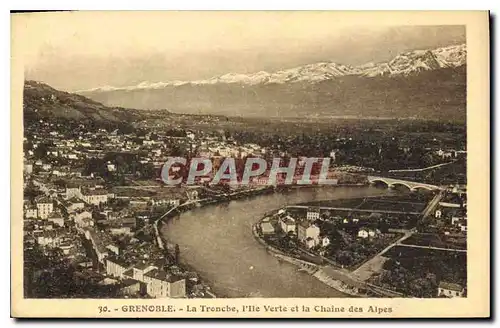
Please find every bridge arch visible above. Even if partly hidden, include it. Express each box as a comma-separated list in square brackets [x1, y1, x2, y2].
[368, 176, 442, 191]
[390, 182, 413, 190]
[369, 178, 391, 188]
[411, 185, 435, 192]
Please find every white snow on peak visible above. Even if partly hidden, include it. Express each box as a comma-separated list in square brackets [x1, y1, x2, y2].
[80, 43, 466, 93]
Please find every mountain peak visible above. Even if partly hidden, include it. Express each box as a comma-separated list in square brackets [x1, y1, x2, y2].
[79, 43, 466, 93]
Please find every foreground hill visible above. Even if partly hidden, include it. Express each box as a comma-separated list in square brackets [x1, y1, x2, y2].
[23, 80, 144, 124]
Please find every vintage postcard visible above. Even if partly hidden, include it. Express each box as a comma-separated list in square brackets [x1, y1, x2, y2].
[11, 11, 490, 318]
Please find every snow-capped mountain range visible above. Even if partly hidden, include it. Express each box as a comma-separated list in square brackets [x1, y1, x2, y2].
[80, 44, 466, 93]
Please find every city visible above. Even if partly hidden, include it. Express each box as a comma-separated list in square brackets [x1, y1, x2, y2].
[22, 80, 467, 299]
[14, 14, 474, 303]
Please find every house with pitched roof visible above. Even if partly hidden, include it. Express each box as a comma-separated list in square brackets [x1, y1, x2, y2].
[143, 268, 186, 298]
[438, 281, 465, 297]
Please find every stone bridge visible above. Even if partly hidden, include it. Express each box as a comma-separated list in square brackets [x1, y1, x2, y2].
[367, 176, 443, 191]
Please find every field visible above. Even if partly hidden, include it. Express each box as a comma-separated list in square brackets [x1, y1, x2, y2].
[298, 197, 365, 209]
[125, 178, 163, 187]
[113, 188, 157, 198]
[357, 199, 426, 213]
[372, 246, 467, 297]
[401, 233, 466, 250]
[387, 158, 466, 185]
[300, 194, 430, 214]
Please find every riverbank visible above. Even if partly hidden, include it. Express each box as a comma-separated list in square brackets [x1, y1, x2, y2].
[157, 219, 221, 298]
[252, 212, 405, 298]
[160, 185, 395, 298]
[153, 185, 278, 298]
[252, 221, 367, 297]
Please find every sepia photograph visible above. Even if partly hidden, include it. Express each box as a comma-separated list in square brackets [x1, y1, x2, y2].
[10, 10, 490, 318]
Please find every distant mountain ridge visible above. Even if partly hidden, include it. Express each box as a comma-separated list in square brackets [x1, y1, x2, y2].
[30, 43, 466, 122]
[80, 44, 466, 92]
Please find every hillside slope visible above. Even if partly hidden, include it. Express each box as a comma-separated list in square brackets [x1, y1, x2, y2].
[23, 80, 144, 124]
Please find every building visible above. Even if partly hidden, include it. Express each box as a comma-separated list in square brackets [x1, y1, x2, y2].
[24, 163, 33, 174]
[107, 162, 116, 172]
[64, 197, 85, 213]
[24, 206, 38, 219]
[81, 188, 109, 206]
[451, 216, 462, 225]
[436, 149, 454, 159]
[132, 263, 158, 282]
[439, 202, 461, 208]
[278, 215, 296, 234]
[304, 237, 316, 249]
[84, 228, 112, 264]
[76, 217, 94, 229]
[260, 222, 275, 235]
[438, 281, 465, 297]
[35, 230, 61, 247]
[65, 186, 82, 199]
[306, 207, 321, 221]
[74, 210, 93, 228]
[47, 211, 65, 227]
[58, 242, 74, 256]
[321, 236, 330, 247]
[458, 219, 467, 232]
[297, 221, 320, 248]
[120, 262, 187, 298]
[35, 196, 53, 219]
[106, 257, 129, 278]
[119, 279, 143, 296]
[95, 244, 109, 264]
[143, 269, 186, 298]
[150, 197, 181, 207]
[109, 226, 132, 236]
[106, 244, 120, 256]
[186, 189, 199, 201]
[358, 228, 378, 239]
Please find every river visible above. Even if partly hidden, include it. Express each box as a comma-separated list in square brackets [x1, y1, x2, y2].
[161, 186, 395, 298]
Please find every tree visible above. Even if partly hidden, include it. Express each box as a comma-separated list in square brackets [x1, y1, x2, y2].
[139, 163, 156, 179]
[33, 142, 49, 159]
[421, 153, 435, 167]
[378, 219, 390, 233]
[170, 145, 185, 157]
[53, 179, 66, 189]
[24, 181, 42, 201]
[174, 244, 180, 264]
[336, 250, 354, 266]
[409, 278, 434, 298]
[83, 157, 106, 176]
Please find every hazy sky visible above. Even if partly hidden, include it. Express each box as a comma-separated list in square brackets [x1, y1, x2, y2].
[15, 12, 465, 92]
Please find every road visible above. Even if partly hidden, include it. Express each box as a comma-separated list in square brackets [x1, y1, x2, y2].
[286, 205, 422, 215]
[421, 191, 445, 218]
[352, 230, 414, 281]
[388, 160, 457, 173]
[114, 185, 161, 189]
[395, 243, 467, 252]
